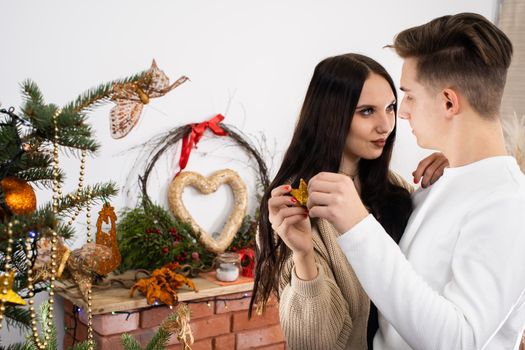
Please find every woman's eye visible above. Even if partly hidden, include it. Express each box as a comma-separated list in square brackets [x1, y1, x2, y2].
[359, 108, 374, 116]
[386, 103, 396, 112]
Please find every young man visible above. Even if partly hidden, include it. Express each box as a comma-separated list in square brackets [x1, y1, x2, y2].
[307, 13, 525, 349]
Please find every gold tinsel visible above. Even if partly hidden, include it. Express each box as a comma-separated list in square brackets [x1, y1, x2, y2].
[0, 177, 37, 215]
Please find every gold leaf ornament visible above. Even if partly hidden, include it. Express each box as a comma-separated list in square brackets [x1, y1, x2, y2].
[130, 264, 198, 306]
[290, 178, 309, 206]
[168, 169, 248, 254]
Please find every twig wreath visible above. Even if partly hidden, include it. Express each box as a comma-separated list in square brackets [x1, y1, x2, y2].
[138, 114, 270, 203]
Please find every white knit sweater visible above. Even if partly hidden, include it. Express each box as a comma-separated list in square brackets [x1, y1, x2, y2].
[338, 156, 525, 350]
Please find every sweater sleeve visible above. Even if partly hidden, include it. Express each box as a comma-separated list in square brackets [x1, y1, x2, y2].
[279, 260, 352, 350]
[388, 170, 415, 193]
[336, 195, 525, 350]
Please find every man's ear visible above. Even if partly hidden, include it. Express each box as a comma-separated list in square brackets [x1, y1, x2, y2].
[442, 88, 460, 119]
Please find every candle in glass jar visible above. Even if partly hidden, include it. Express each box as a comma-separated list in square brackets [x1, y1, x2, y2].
[214, 252, 241, 282]
[216, 263, 239, 282]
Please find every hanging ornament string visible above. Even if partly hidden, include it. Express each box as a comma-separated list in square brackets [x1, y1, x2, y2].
[23, 108, 62, 349]
[84, 190, 94, 347]
[0, 220, 25, 329]
[66, 149, 88, 227]
[176, 114, 228, 176]
[22, 108, 95, 350]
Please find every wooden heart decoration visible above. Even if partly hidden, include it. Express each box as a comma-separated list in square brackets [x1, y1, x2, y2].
[168, 169, 247, 254]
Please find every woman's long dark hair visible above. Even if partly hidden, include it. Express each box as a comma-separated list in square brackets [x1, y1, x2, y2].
[250, 54, 412, 319]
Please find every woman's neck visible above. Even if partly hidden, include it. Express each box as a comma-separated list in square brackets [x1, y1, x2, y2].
[339, 155, 359, 179]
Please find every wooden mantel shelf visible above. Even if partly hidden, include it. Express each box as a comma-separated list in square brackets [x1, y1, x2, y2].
[55, 270, 254, 315]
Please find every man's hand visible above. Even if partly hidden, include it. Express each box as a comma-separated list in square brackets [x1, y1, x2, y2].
[413, 152, 449, 188]
[307, 172, 368, 234]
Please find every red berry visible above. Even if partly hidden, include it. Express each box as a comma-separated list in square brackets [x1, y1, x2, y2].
[191, 252, 200, 261]
[162, 247, 169, 254]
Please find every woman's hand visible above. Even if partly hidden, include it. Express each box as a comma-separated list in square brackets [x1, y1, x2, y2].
[268, 184, 312, 257]
[413, 152, 449, 188]
[307, 172, 368, 234]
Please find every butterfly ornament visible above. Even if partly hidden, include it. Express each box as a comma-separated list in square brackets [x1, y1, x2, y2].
[109, 60, 189, 139]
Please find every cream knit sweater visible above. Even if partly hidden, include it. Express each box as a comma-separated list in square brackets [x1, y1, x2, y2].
[278, 218, 370, 350]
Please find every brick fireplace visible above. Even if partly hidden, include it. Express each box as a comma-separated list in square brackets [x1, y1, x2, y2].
[59, 277, 286, 350]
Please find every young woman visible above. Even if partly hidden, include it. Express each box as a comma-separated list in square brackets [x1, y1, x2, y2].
[250, 53, 446, 349]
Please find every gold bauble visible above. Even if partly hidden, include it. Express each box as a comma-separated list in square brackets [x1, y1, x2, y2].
[0, 177, 37, 215]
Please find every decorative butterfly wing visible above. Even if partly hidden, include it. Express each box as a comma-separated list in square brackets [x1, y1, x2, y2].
[143, 59, 170, 97]
[109, 99, 144, 139]
[109, 59, 188, 139]
[144, 60, 189, 98]
[111, 82, 142, 101]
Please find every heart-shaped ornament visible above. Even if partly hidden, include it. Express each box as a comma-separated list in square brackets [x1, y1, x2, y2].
[168, 169, 247, 253]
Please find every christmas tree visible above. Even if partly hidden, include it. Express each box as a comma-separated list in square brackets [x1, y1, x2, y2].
[0, 72, 143, 342]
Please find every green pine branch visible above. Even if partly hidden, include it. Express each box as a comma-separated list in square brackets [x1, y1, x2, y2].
[1, 343, 34, 350]
[17, 151, 54, 169]
[121, 334, 143, 350]
[39, 301, 57, 350]
[63, 71, 145, 114]
[14, 167, 62, 189]
[2, 305, 31, 332]
[2, 301, 95, 350]
[67, 342, 94, 350]
[145, 323, 171, 350]
[22, 104, 99, 154]
[121, 309, 185, 350]
[52, 182, 119, 217]
[1, 68, 148, 332]
[20, 80, 44, 106]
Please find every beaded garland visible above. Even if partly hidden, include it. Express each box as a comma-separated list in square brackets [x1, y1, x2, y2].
[18, 108, 95, 349]
[0, 220, 20, 328]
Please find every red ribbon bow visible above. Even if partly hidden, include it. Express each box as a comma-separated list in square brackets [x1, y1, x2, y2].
[176, 114, 228, 176]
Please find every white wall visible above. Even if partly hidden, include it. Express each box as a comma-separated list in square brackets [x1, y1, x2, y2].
[0, 0, 498, 347]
